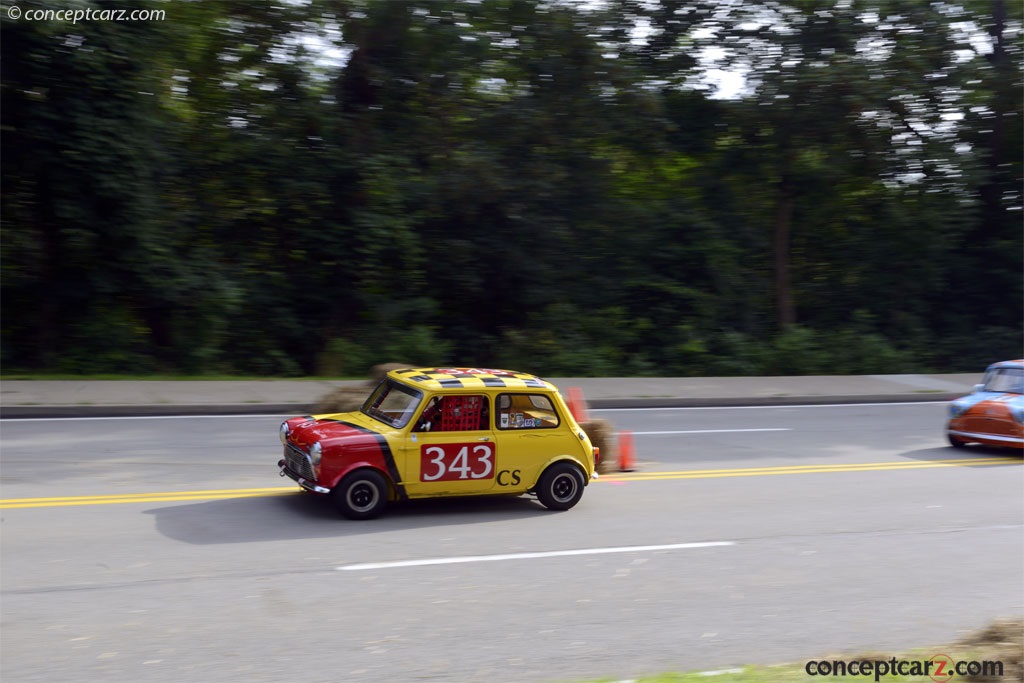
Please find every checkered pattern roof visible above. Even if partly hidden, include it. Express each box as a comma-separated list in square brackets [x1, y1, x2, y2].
[390, 367, 555, 391]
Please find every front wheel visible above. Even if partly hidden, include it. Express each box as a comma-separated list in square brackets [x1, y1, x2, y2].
[947, 433, 968, 448]
[536, 462, 585, 511]
[333, 470, 389, 520]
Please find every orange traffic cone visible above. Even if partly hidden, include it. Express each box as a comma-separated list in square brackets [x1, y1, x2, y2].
[566, 387, 589, 423]
[618, 430, 636, 472]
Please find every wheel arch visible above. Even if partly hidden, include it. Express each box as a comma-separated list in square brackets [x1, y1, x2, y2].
[527, 455, 589, 491]
[328, 463, 400, 501]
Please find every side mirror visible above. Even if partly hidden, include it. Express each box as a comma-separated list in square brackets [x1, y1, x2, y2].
[972, 383, 984, 393]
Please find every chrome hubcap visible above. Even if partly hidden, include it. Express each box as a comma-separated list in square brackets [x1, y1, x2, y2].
[552, 473, 577, 503]
[348, 482, 379, 511]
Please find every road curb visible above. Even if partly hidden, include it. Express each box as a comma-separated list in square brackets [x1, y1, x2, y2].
[0, 393, 960, 419]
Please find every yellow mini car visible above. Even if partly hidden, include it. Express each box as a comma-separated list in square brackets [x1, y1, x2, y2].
[278, 368, 599, 519]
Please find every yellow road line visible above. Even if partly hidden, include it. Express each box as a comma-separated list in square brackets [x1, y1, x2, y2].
[0, 458, 1018, 509]
[0, 487, 295, 509]
[600, 457, 1018, 482]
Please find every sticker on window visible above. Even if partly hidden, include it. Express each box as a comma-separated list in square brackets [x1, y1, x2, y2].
[497, 394, 560, 430]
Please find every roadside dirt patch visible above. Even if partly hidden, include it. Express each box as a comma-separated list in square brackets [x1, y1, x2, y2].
[831, 622, 1024, 679]
[956, 618, 1022, 682]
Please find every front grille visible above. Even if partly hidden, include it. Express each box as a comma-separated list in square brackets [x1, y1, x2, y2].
[284, 443, 316, 481]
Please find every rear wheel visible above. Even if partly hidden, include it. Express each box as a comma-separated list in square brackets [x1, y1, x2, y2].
[536, 462, 585, 511]
[333, 470, 389, 520]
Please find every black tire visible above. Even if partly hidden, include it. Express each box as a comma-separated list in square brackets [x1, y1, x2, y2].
[333, 470, 389, 520]
[536, 462, 585, 511]
[947, 433, 968, 448]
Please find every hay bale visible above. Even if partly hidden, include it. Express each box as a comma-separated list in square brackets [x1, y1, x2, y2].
[581, 418, 617, 474]
[313, 362, 414, 414]
[313, 385, 369, 414]
[369, 363, 414, 384]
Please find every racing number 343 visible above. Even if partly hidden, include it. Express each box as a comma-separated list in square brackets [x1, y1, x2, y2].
[421, 443, 494, 482]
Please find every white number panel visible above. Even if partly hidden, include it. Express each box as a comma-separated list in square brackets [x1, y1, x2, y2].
[420, 443, 495, 482]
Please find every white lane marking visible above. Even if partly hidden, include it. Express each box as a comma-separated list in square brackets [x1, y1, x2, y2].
[593, 401, 948, 412]
[631, 428, 791, 435]
[337, 541, 734, 571]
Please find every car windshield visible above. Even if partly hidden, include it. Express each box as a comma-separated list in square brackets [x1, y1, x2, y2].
[361, 380, 423, 428]
[982, 367, 1024, 394]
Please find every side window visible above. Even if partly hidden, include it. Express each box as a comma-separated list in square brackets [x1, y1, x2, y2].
[414, 395, 489, 432]
[497, 393, 560, 430]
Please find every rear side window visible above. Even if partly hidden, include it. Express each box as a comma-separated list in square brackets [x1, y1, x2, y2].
[497, 393, 560, 430]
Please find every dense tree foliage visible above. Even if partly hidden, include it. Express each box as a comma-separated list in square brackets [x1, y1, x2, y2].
[2, 0, 1020, 376]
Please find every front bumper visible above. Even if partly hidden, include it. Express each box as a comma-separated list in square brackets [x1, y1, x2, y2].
[946, 429, 1024, 447]
[278, 459, 331, 494]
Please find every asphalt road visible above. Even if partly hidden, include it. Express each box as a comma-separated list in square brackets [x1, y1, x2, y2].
[1, 402, 1021, 683]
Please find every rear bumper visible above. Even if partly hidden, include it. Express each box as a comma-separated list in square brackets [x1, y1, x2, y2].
[278, 460, 331, 494]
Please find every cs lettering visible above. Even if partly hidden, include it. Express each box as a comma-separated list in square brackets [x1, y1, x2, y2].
[497, 469, 521, 486]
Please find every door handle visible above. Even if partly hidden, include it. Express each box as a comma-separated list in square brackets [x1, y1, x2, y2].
[478, 437, 490, 442]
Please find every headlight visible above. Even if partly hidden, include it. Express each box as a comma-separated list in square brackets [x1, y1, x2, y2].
[948, 401, 968, 418]
[279, 422, 290, 444]
[310, 442, 322, 466]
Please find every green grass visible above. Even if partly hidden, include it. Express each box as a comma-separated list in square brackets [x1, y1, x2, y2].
[583, 666, 786, 682]
[573, 645, 1009, 683]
